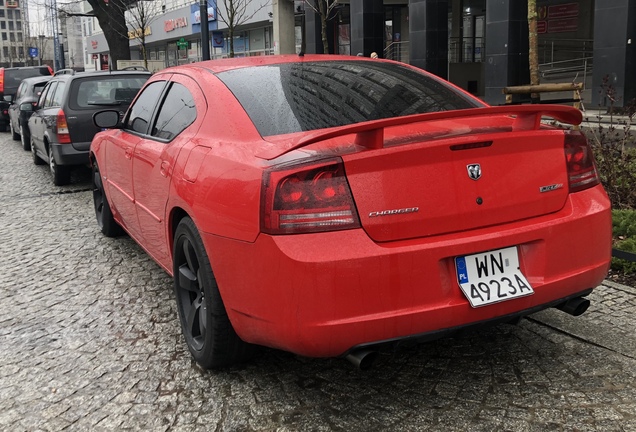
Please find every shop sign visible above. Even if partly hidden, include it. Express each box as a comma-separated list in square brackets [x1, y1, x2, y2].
[212, 31, 224, 48]
[194, 6, 216, 23]
[165, 17, 188, 32]
[547, 18, 578, 33]
[537, 20, 547, 34]
[176, 37, 189, 49]
[128, 27, 152, 40]
[537, 1, 578, 34]
[548, 3, 579, 19]
[91, 40, 98, 50]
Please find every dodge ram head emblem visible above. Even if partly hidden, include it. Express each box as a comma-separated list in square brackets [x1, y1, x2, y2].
[467, 163, 481, 180]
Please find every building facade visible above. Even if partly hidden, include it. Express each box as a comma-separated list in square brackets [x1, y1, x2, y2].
[0, 0, 27, 67]
[79, 0, 635, 107]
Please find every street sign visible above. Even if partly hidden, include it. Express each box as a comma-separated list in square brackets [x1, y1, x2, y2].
[176, 37, 188, 49]
[28, 47, 38, 58]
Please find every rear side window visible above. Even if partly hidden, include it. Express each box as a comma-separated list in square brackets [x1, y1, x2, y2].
[37, 83, 50, 107]
[217, 61, 482, 137]
[51, 82, 66, 106]
[124, 81, 166, 134]
[69, 75, 150, 109]
[32, 82, 47, 98]
[151, 83, 196, 141]
[43, 82, 58, 108]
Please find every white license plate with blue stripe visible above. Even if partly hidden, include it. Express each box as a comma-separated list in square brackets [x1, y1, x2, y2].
[455, 246, 534, 308]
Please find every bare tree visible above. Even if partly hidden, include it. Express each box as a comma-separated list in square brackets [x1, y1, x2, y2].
[303, 0, 339, 54]
[52, 0, 131, 69]
[35, 36, 50, 66]
[54, 0, 162, 70]
[216, 0, 269, 57]
[124, 0, 162, 69]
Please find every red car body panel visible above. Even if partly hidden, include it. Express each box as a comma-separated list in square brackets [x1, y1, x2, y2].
[90, 55, 612, 359]
[201, 185, 610, 357]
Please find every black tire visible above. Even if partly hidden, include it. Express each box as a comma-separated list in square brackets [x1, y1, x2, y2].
[31, 138, 44, 165]
[0, 124, 7, 132]
[20, 124, 30, 151]
[10, 121, 19, 141]
[49, 146, 70, 186]
[92, 162, 124, 237]
[173, 217, 255, 369]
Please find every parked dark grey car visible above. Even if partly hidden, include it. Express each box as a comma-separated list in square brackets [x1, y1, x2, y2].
[0, 65, 53, 132]
[27, 69, 151, 185]
[8, 75, 53, 150]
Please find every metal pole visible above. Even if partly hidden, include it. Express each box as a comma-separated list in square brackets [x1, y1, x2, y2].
[200, 0, 210, 61]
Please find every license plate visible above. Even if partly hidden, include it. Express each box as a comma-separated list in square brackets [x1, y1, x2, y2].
[455, 246, 534, 308]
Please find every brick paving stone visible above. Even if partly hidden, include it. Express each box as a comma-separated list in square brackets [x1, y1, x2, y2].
[2, 133, 636, 431]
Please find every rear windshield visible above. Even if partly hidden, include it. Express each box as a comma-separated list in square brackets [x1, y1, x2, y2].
[217, 61, 482, 137]
[69, 75, 150, 109]
[4, 68, 51, 89]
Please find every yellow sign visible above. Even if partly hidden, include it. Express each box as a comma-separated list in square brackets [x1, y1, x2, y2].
[128, 27, 152, 39]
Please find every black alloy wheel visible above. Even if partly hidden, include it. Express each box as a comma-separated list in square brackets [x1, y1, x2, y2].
[92, 162, 123, 237]
[173, 217, 254, 369]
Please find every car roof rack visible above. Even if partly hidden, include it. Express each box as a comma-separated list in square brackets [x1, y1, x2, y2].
[54, 68, 75, 76]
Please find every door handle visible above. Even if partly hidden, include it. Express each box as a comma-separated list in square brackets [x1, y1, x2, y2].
[124, 147, 132, 159]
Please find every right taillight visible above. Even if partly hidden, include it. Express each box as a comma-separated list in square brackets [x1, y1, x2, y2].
[56, 109, 71, 144]
[261, 158, 361, 235]
[564, 130, 600, 193]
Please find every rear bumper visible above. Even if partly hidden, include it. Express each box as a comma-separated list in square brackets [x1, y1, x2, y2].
[202, 185, 612, 358]
[51, 142, 90, 166]
[0, 104, 9, 125]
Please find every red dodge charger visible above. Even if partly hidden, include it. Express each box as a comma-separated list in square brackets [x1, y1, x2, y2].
[90, 55, 611, 369]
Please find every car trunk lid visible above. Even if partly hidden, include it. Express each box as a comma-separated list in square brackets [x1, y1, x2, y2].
[261, 106, 581, 242]
[341, 121, 570, 242]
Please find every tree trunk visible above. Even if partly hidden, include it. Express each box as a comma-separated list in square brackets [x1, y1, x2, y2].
[528, 0, 540, 101]
[142, 42, 148, 69]
[87, 0, 131, 70]
[318, 1, 329, 54]
[229, 27, 235, 58]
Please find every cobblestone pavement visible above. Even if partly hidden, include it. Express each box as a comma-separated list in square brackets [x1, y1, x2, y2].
[1, 133, 636, 432]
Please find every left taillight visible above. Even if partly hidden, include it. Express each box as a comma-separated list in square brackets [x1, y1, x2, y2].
[56, 109, 71, 144]
[261, 158, 361, 235]
[564, 130, 600, 193]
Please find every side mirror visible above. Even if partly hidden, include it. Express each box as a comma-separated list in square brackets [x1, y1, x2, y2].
[3, 95, 12, 103]
[93, 110, 121, 129]
[19, 103, 33, 112]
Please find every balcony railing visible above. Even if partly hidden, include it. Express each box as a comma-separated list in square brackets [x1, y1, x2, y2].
[449, 37, 485, 63]
[383, 41, 409, 63]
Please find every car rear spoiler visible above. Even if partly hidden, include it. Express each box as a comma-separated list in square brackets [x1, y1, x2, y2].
[257, 105, 582, 160]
